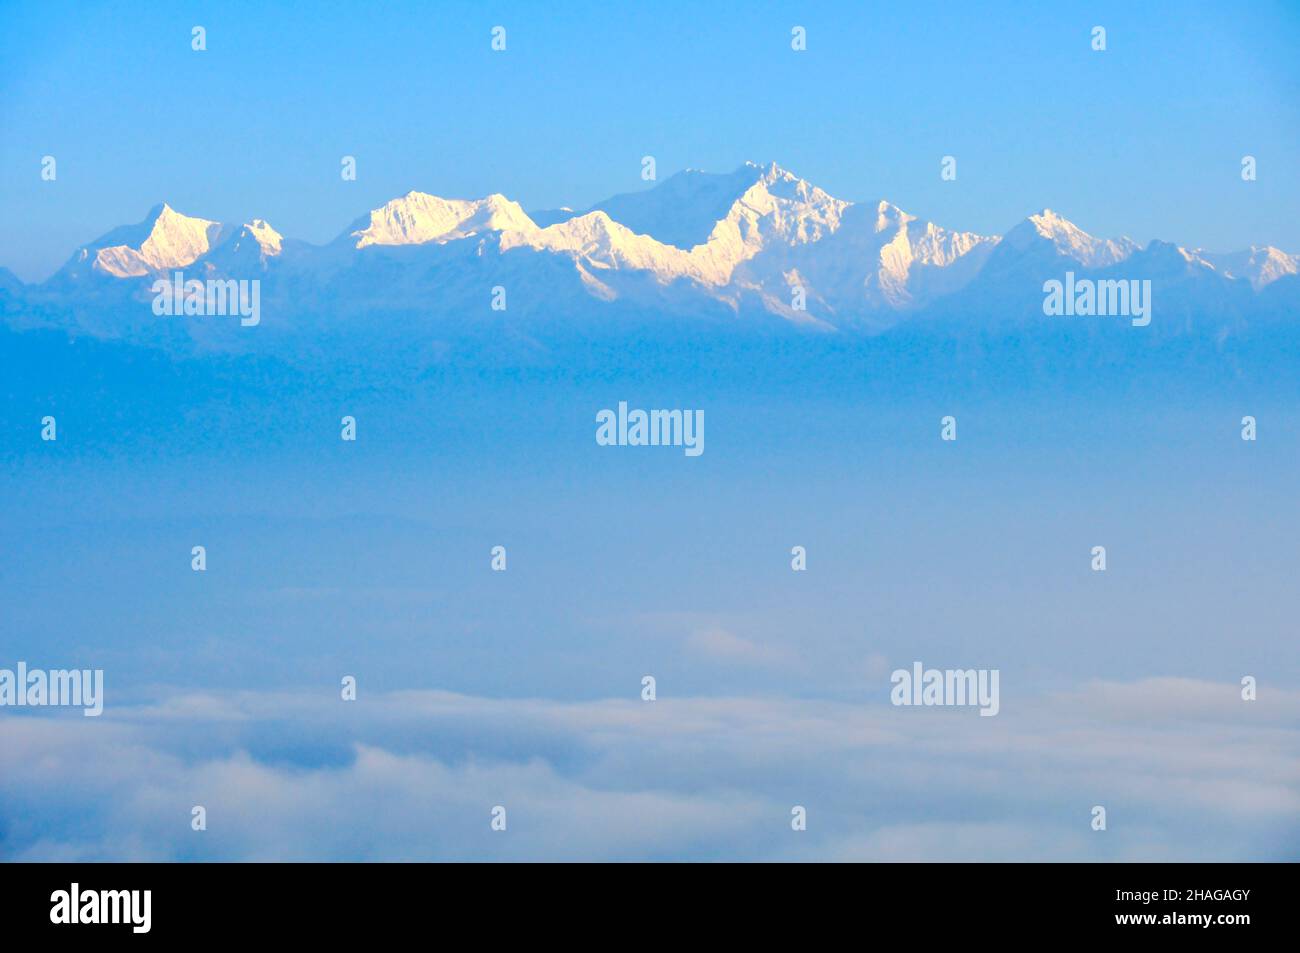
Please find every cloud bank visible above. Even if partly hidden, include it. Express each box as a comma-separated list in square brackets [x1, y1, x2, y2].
[2, 677, 1296, 861]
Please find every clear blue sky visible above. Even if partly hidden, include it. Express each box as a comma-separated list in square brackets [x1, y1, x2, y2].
[2, 0, 1298, 281]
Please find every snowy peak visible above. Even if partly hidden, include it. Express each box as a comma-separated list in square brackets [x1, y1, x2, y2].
[25, 163, 1299, 331]
[873, 200, 915, 233]
[242, 219, 283, 256]
[1191, 245, 1299, 290]
[750, 160, 837, 208]
[1003, 208, 1137, 268]
[909, 218, 999, 267]
[585, 161, 847, 255]
[200, 218, 284, 272]
[85, 203, 224, 277]
[501, 210, 707, 281]
[504, 162, 853, 288]
[734, 196, 999, 317]
[701, 161, 850, 268]
[504, 209, 628, 253]
[737, 161, 850, 242]
[49, 205, 284, 282]
[349, 191, 536, 248]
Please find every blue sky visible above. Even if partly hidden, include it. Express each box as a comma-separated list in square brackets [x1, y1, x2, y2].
[2, 0, 1299, 281]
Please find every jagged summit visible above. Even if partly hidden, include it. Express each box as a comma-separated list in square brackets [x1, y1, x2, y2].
[347, 191, 535, 248]
[202, 219, 284, 271]
[79, 203, 224, 278]
[1192, 245, 1300, 290]
[1003, 209, 1138, 268]
[52, 204, 286, 280]
[588, 162, 772, 250]
[872, 200, 914, 232]
[503, 162, 855, 288]
[18, 163, 1297, 331]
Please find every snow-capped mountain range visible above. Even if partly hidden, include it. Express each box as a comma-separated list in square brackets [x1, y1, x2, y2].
[7, 161, 1298, 335]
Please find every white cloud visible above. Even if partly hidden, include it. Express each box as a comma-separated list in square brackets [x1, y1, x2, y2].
[1, 677, 1297, 861]
[686, 625, 788, 666]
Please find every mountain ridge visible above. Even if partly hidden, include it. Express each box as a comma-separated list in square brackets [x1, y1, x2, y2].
[7, 162, 1299, 337]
